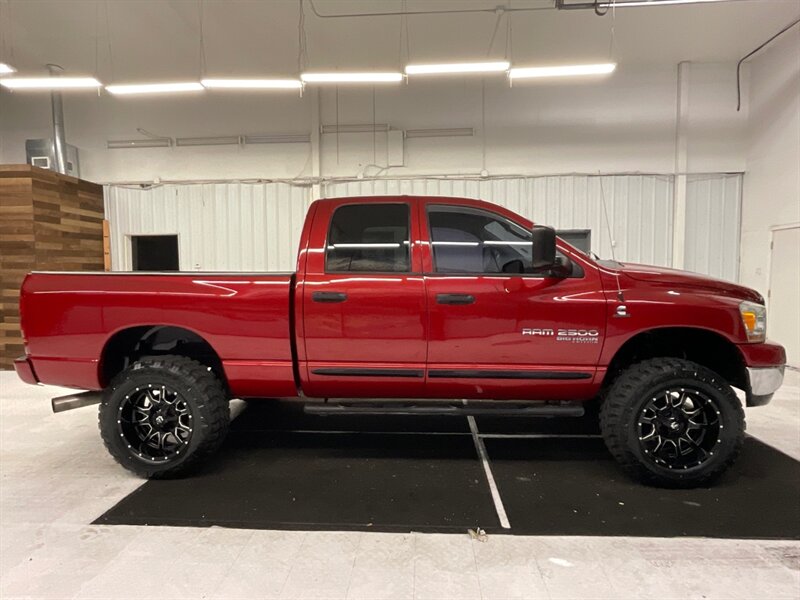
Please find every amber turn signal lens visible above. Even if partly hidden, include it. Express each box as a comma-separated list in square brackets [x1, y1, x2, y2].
[742, 311, 757, 332]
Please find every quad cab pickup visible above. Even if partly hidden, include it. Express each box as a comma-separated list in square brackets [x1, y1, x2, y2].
[14, 196, 786, 487]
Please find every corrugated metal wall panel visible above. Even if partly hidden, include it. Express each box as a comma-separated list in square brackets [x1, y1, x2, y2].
[105, 183, 312, 272]
[684, 174, 742, 282]
[324, 175, 675, 267]
[106, 174, 739, 277]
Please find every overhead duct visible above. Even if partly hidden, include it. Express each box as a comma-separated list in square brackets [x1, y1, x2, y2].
[321, 124, 390, 134]
[47, 64, 68, 175]
[405, 128, 474, 139]
[175, 136, 242, 147]
[107, 138, 172, 149]
[245, 133, 311, 144]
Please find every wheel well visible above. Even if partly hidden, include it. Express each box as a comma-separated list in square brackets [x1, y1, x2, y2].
[604, 328, 747, 391]
[99, 325, 226, 388]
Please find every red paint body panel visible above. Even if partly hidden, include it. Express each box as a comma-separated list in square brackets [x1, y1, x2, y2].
[737, 340, 786, 367]
[13, 356, 38, 385]
[20, 272, 296, 396]
[17, 195, 786, 402]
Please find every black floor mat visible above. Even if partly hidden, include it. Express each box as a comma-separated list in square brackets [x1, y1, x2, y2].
[95, 405, 498, 533]
[485, 437, 800, 539]
[95, 402, 800, 539]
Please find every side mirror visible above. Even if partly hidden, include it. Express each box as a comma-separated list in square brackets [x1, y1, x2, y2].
[531, 225, 557, 270]
[550, 254, 573, 278]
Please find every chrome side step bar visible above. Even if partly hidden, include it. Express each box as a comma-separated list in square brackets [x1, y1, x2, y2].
[304, 401, 584, 418]
[52, 391, 102, 414]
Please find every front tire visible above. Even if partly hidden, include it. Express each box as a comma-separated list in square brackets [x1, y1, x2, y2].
[99, 355, 230, 478]
[600, 358, 745, 488]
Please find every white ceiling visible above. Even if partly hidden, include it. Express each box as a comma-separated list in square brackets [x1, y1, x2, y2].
[0, 0, 798, 81]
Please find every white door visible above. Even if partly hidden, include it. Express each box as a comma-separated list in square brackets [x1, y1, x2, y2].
[768, 226, 800, 368]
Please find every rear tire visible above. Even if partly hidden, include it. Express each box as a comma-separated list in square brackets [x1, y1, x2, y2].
[99, 355, 229, 478]
[600, 358, 745, 488]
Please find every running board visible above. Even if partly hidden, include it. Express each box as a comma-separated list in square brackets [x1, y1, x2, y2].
[303, 401, 584, 418]
[51, 391, 102, 414]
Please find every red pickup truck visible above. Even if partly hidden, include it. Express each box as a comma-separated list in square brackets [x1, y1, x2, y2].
[15, 195, 785, 487]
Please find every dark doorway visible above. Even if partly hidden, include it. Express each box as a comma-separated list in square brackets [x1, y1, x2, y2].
[131, 235, 179, 271]
[557, 229, 592, 254]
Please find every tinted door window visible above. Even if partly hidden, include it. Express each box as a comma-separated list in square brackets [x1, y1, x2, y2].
[326, 204, 410, 272]
[428, 206, 532, 274]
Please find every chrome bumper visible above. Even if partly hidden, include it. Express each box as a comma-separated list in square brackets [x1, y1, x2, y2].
[748, 366, 785, 396]
[746, 366, 785, 406]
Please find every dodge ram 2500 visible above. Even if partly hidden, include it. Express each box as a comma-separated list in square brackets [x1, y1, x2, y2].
[14, 195, 786, 487]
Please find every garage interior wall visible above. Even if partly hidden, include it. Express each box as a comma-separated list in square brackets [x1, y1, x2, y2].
[739, 27, 800, 369]
[105, 172, 741, 281]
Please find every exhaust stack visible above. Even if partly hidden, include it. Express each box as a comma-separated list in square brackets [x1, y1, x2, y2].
[47, 64, 68, 175]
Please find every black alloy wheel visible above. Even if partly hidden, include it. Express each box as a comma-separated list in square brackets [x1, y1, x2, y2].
[636, 387, 721, 470]
[117, 383, 194, 463]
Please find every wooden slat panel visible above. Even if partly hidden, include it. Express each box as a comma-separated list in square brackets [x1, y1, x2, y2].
[0, 165, 105, 369]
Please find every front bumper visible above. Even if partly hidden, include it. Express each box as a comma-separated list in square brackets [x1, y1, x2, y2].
[13, 356, 39, 385]
[746, 366, 785, 406]
[738, 341, 786, 407]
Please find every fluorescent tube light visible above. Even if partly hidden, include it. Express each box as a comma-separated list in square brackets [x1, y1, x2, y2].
[202, 79, 302, 89]
[244, 133, 311, 144]
[176, 136, 242, 147]
[405, 61, 509, 76]
[0, 62, 16, 75]
[405, 128, 474, 138]
[0, 77, 102, 90]
[301, 72, 403, 84]
[107, 138, 172, 149]
[509, 63, 617, 80]
[105, 82, 204, 95]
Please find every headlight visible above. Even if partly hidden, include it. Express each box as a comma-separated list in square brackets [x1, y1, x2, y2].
[739, 300, 766, 342]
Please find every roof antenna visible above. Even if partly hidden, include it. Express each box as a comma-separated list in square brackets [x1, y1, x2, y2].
[598, 173, 626, 307]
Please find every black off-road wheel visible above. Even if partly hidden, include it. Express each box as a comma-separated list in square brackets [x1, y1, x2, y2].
[99, 355, 230, 478]
[600, 358, 745, 488]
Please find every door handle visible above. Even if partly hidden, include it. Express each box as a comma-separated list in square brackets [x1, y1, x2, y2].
[436, 293, 475, 305]
[312, 291, 348, 303]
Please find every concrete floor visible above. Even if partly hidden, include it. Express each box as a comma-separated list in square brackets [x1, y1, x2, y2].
[1, 370, 798, 600]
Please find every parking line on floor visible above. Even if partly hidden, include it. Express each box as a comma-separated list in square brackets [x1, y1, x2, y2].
[480, 433, 601, 439]
[467, 415, 511, 530]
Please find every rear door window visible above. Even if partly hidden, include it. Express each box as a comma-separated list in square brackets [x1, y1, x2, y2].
[326, 204, 411, 273]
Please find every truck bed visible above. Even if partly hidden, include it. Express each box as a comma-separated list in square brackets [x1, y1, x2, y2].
[20, 272, 298, 396]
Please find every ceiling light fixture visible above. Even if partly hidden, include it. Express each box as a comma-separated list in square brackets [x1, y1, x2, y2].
[508, 63, 617, 80]
[301, 72, 403, 84]
[0, 62, 16, 75]
[405, 61, 510, 76]
[201, 79, 302, 89]
[0, 77, 102, 90]
[105, 82, 204, 95]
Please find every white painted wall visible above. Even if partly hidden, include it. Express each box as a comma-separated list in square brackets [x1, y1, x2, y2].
[739, 28, 800, 368]
[0, 63, 746, 183]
